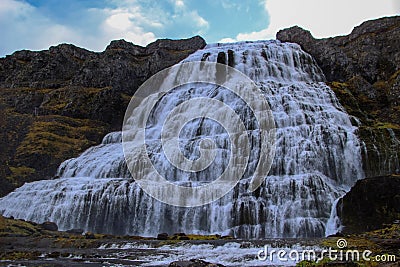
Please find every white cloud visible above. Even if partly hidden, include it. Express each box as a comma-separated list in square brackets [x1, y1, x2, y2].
[168, 0, 209, 35]
[175, 0, 185, 8]
[222, 0, 399, 42]
[221, 0, 239, 10]
[0, 0, 211, 55]
[236, 28, 271, 41]
[219, 37, 236, 43]
[191, 11, 209, 28]
[100, 0, 209, 44]
[0, 0, 80, 55]
[101, 8, 157, 46]
[264, 0, 399, 38]
[0, 0, 161, 55]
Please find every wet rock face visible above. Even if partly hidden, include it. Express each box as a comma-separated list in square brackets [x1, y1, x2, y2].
[337, 175, 400, 234]
[277, 16, 400, 83]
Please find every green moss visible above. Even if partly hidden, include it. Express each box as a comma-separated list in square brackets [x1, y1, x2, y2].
[15, 115, 107, 165]
[362, 224, 400, 239]
[296, 258, 332, 267]
[185, 234, 220, 240]
[156, 240, 183, 246]
[320, 237, 379, 252]
[7, 166, 36, 185]
[39, 87, 111, 114]
[374, 122, 400, 130]
[0, 216, 39, 237]
[389, 69, 400, 82]
[0, 251, 41, 260]
[328, 81, 368, 122]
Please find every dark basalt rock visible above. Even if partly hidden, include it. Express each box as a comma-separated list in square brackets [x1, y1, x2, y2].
[66, 228, 84, 235]
[39, 221, 58, 231]
[337, 175, 400, 234]
[277, 16, 400, 83]
[0, 36, 206, 94]
[157, 233, 169, 240]
[169, 259, 225, 267]
[85, 232, 96, 239]
[171, 233, 190, 240]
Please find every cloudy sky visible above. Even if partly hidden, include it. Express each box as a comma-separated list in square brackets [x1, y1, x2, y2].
[0, 0, 399, 56]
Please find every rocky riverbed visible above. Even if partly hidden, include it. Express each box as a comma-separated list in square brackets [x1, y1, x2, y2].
[1, 216, 399, 267]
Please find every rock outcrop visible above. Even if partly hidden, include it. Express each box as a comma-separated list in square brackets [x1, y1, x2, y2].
[169, 259, 225, 267]
[277, 16, 400, 177]
[277, 16, 400, 83]
[0, 36, 206, 196]
[337, 175, 400, 234]
[0, 36, 206, 94]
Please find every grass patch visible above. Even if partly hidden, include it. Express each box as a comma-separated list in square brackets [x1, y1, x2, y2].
[374, 122, 400, 130]
[0, 216, 39, 237]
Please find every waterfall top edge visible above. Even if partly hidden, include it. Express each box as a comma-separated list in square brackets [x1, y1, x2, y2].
[204, 39, 298, 49]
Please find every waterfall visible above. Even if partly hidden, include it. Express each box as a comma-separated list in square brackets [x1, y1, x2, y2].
[0, 40, 364, 238]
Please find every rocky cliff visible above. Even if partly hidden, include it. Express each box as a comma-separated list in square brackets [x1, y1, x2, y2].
[337, 175, 400, 233]
[277, 16, 400, 177]
[0, 36, 206, 196]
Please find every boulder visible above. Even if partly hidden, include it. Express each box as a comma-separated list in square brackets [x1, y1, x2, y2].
[157, 233, 169, 240]
[84, 232, 96, 239]
[39, 221, 58, 231]
[169, 259, 225, 267]
[337, 175, 400, 234]
[66, 228, 84, 235]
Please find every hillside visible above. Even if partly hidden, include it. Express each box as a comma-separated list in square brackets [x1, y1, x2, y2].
[0, 36, 206, 196]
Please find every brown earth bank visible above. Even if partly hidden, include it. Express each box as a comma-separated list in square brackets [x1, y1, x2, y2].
[0, 36, 206, 196]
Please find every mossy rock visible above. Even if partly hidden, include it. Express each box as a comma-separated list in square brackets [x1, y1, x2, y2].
[0, 216, 39, 237]
[9, 115, 108, 185]
[337, 175, 400, 234]
[0, 251, 42, 260]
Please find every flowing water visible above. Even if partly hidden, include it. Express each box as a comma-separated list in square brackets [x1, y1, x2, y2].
[0, 40, 364, 238]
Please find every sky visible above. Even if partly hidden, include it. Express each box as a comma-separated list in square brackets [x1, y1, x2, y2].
[0, 0, 399, 57]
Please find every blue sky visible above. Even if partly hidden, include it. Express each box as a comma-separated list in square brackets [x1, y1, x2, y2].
[0, 0, 398, 56]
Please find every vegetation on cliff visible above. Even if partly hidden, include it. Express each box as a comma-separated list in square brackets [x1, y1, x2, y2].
[0, 36, 206, 196]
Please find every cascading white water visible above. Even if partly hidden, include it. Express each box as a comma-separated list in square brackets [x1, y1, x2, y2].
[0, 40, 364, 238]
